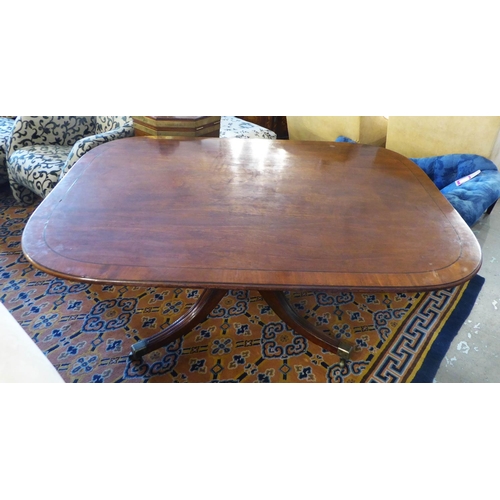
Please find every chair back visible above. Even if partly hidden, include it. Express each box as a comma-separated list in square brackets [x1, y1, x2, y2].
[95, 116, 134, 134]
[9, 116, 96, 152]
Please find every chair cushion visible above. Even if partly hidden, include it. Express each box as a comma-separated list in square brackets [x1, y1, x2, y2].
[441, 170, 500, 226]
[410, 154, 498, 190]
[411, 154, 500, 227]
[8, 144, 72, 198]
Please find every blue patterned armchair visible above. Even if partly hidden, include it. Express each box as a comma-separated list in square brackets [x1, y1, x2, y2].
[410, 154, 500, 227]
[6, 116, 134, 204]
[0, 116, 16, 187]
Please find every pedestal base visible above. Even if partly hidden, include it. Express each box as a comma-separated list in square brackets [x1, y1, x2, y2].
[129, 289, 353, 364]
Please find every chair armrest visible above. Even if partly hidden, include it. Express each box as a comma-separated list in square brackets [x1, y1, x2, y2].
[0, 117, 15, 154]
[6, 116, 26, 157]
[60, 123, 135, 178]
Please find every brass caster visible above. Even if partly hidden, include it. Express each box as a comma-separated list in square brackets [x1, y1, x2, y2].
[129, 339, 147, 361]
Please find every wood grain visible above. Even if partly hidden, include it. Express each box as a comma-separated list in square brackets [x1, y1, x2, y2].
[22, 137, 482, 292]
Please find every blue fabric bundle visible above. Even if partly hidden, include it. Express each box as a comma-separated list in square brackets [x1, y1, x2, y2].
[410, 154, 500, 227]
[335, 135, 357, 143]
[333, 136, 500, 227]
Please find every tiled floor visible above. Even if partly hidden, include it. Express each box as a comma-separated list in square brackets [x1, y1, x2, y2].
[435, 207, 500, 382]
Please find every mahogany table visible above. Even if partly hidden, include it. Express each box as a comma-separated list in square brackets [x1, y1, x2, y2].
[22, 137, 482, 363]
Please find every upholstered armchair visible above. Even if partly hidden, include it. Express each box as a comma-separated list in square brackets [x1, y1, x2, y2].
[0, 116, 16, 187]
[220, 116, 277, 139]
[410, 154, 500, 227]
[6, 116, 134, 204]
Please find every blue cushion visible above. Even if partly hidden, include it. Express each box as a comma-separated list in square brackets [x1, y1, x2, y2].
[410, 154, 497, 190]
[411, 154, 500, 227]
[335, 135, 357, 143]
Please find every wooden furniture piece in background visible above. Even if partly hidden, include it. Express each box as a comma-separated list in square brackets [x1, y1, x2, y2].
[133, 116, 288, 139]
[22, 137, 482, 363]
[133, 116, 221, 137]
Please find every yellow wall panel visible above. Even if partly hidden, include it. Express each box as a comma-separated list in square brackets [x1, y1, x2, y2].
[359, 116, 389, 146]
[286, 116, 388, 146]
[386, 116, 500, 159]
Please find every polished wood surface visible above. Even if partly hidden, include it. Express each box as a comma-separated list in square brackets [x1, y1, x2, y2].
[23, 136, 481, 293]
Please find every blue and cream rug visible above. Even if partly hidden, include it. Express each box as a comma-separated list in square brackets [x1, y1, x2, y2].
[0, 187, 484, 383]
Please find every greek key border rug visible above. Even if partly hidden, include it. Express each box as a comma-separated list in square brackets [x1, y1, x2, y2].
[0, 188, 484, 383]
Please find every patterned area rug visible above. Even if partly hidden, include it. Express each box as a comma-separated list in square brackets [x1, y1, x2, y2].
[0, 186, 484, 383]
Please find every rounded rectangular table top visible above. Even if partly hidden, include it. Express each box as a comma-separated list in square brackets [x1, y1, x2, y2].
[22, 137, 482, 292]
